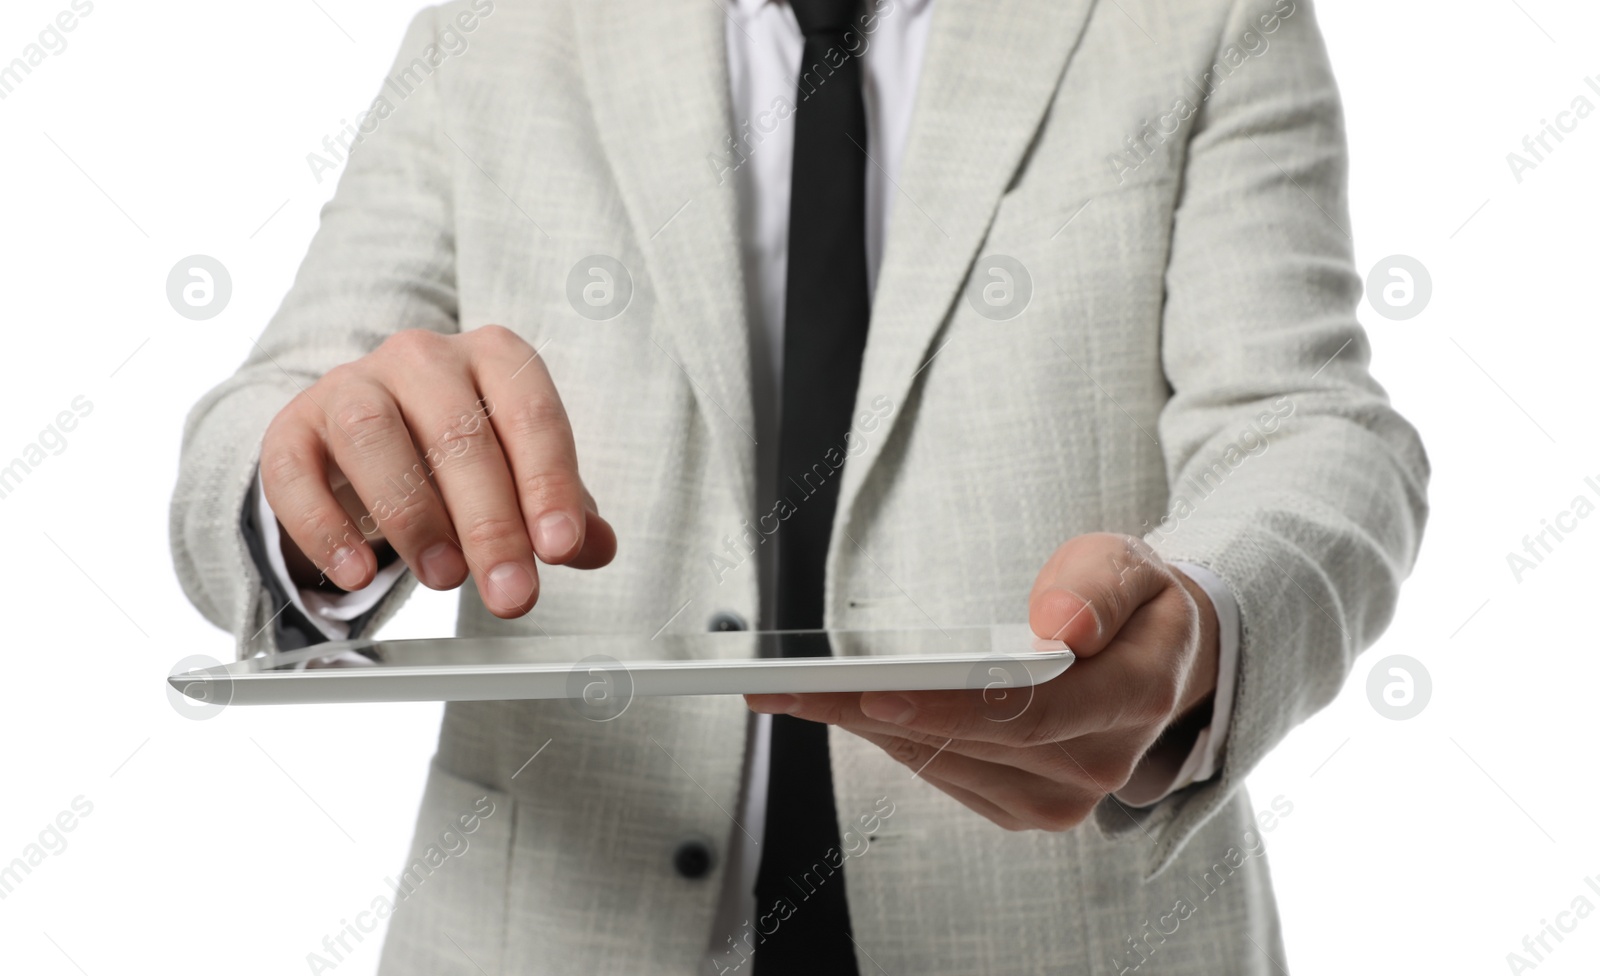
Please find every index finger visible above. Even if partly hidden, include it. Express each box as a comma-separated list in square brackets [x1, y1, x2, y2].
[470, 326, 616, 568]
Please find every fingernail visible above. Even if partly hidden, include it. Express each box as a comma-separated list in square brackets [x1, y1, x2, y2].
[485, 562, 536, 609]
[418, 542, 465, 589]
[862, 694, 916, 725]
[747, 694, 798, 715]
[1076, 593, 1104, 639]
[327, 546, 365, 589]
[1048, 586, 1101, 639]
[534, 513, 580, 560]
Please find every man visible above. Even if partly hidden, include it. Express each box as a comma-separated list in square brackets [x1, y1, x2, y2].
[170, 0, 1428, 972]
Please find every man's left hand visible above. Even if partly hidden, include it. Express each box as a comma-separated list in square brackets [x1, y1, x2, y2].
[744, 533, 1221, 831]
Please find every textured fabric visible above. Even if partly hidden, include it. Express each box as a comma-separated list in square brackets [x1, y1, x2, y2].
[168, 1, 1430, 973]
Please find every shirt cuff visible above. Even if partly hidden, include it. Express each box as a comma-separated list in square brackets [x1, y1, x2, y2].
[254, 473, 409, 642]
[1112, 560, 1241, 808]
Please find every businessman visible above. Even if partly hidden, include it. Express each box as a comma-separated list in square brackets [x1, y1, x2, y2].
[171, 0, 1428, 972]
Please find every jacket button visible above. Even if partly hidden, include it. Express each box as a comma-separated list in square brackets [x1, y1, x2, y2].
[673, 838, 715, 879]
[708, 611, 747, 632]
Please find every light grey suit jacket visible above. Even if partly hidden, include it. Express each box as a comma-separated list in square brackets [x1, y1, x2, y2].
[170, 0, 1428, 972]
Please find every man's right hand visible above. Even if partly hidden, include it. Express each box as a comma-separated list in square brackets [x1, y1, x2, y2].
[259, 325, 616, 618]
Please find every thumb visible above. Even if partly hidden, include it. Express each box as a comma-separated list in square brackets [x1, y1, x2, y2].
[1028, 533, 1172, 657]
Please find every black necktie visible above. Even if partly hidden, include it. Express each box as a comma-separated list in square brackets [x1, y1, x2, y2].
[753, 0, 869, 971]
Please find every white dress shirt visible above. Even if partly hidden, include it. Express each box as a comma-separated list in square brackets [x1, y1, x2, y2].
[253, 0, 1240, 966]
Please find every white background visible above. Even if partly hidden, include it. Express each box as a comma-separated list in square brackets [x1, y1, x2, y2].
[0, 1, 1596, 973]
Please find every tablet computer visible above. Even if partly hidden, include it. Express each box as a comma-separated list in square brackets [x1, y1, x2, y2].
[168, 623, 1073, 707]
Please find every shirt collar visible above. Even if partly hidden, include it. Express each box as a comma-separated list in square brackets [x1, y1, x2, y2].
[728, 0, 934, 24]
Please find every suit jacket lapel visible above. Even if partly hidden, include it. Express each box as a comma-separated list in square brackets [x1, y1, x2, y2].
[575, 0, 757, 512]
[836, 0, 1098, 530]
[576, 0, 1098, 571]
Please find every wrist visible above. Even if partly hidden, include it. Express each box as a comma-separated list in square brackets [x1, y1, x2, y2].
[1170, 564, 1221, 720]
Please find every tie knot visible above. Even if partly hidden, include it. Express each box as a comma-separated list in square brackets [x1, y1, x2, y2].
[789, 0, 859, 36]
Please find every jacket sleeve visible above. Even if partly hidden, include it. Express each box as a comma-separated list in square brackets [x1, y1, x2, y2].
[169, 6, 461, 659]
[1094, 0, 1430, 877]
